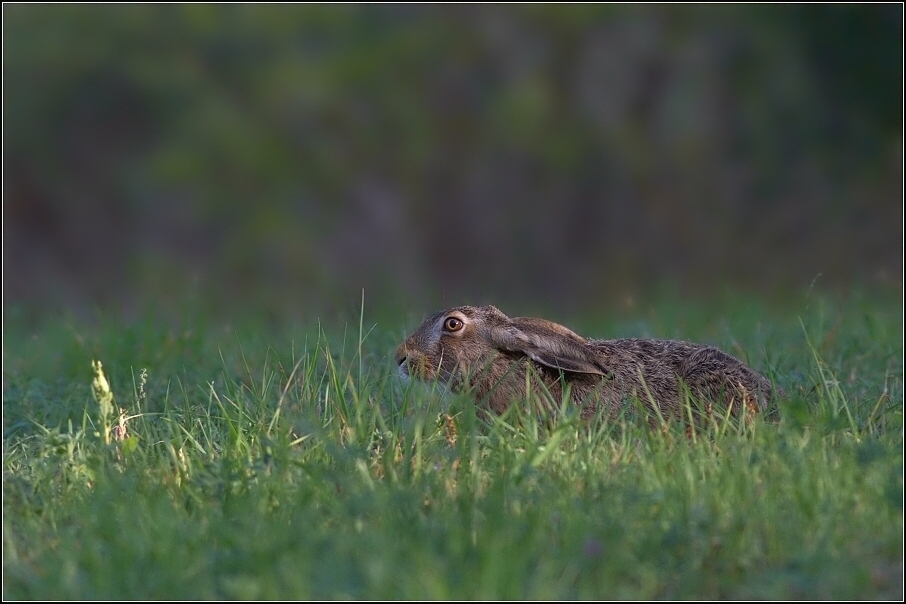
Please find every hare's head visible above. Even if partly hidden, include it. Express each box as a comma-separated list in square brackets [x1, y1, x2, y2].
[394, 305, 606, 393]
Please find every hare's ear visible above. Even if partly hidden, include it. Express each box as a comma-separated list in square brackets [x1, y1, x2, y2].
[489, 325, 606, 376]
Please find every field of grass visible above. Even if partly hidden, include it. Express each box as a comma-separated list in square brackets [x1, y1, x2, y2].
[3, 292, 903, 599]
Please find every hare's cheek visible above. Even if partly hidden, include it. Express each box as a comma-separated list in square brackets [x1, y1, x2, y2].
[437, 355, 462, 380]
[418, 364, 438, 380]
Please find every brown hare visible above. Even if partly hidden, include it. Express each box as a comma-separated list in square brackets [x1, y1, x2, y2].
[394, 305, 781, 423]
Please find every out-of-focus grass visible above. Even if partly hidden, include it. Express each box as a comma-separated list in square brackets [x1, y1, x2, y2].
[2, 293, 902, 599]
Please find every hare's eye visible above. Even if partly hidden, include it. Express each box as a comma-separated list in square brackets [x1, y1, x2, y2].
[443, 317, 464, 332]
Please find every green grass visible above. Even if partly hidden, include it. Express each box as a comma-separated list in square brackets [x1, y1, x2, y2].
[3, 293, 902, 599]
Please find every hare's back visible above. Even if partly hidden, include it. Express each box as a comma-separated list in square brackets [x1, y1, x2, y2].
[590, 337, 702, 369]
[590, 338, 765, 384]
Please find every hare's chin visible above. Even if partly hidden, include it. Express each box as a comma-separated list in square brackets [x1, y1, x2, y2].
[396, 364, 410, 382]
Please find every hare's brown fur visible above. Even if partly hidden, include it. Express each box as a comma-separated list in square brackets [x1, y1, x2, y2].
[394, 305, 780, 422]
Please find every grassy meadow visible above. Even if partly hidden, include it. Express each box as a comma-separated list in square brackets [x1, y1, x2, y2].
[2, 292, 903, 599]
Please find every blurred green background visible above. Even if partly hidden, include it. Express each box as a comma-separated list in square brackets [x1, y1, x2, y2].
[3, 4, 902, 320]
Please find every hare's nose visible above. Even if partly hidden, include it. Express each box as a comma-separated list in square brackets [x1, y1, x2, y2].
[393, 344, 407, 366]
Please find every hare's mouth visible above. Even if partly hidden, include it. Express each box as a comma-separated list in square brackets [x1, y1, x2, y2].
[397, 355, 432, 381]
[396, 362, 411, 382]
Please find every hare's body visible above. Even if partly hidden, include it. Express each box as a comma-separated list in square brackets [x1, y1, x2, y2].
[395, 305, 779, 422]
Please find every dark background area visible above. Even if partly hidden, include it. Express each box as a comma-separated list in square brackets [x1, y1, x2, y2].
[3, 4, 902, 321]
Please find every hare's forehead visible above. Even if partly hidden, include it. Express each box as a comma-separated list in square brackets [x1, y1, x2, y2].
[413, 310, 448, 339]
[447, 305, 504, 320]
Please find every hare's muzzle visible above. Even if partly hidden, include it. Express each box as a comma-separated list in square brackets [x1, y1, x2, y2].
[394, 342, 434, 382]
[394, 344, 410, 380]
